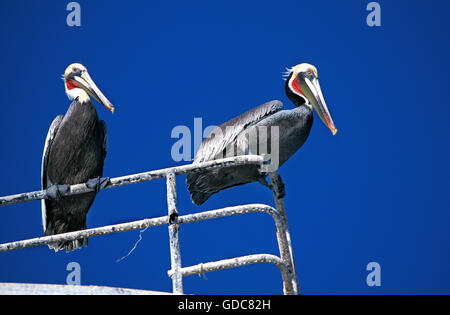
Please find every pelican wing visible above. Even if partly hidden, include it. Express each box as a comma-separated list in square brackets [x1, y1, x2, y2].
[99, 120, 108, 161]
[41, 115, 64, 232]
[194, 100, 284, 163]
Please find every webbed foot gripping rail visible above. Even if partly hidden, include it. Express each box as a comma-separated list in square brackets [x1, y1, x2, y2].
[0, 156, 300, 295]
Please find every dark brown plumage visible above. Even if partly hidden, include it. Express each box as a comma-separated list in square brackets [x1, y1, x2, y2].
[186, 100, 313, 205]
[187, 63, 337, 205]
[41, 99, 107, 252]
[41, 63, 114, 252]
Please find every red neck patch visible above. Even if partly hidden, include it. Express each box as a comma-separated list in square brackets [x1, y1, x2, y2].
[66, 79, 80, 90]
[289, 76, 303, 96]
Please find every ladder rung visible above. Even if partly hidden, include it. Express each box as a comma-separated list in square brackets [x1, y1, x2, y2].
[167, 253, 293, 293]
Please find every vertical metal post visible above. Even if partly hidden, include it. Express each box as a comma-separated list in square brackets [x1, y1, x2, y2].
[269, 172, 300, 295]
[166, 171, 183, 294]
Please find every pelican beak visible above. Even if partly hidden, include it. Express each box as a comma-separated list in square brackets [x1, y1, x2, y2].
[298, 74, 337, 135]
[72, 71, 115, 114]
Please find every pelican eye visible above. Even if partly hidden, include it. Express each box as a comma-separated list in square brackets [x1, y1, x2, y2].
[72, 68, 82, 76]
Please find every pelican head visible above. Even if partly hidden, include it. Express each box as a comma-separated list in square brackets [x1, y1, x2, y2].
[285, 63, 337, 135]
[64, 63, 115, 114]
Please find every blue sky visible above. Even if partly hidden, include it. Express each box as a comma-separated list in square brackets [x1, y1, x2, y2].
[1, 0, 450, 294]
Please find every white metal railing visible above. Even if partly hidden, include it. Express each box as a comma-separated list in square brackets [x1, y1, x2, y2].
[0, 155, 300, 295]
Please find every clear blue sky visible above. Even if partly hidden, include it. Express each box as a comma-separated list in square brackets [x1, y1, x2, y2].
[1, 0, 450, 294]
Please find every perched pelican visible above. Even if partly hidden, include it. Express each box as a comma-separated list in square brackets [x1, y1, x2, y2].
[41, 63, 115, 252]
[187, 63, 337, 205]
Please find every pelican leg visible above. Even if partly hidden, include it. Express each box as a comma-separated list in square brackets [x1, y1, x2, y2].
[257, 175, 286, 199]
[86, 177, 110, 193]
[45, 184, 70, 201]
[270, 174, 286, 199]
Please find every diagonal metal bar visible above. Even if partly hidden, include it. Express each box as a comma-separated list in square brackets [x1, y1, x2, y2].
[0, 204, 284, 253]
[269, 172, 300, 295]
[0, 215, 168, 253]
[0, 155, 265, 207]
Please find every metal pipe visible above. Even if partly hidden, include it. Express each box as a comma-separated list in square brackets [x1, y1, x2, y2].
[0, 155, 264, 207]
[0, 204, 283, 253]
[269, 172, 300, 295]
[167, 254, 292, 293]
[0, 156, 299, 295]
[166, 172, 183, 294]
[0, 215, 169, 253]
[0, 203, 295, 294]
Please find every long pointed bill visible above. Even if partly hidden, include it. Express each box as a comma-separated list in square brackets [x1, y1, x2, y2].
[299, 76, 337, 135]
[73, 72, 115, 114]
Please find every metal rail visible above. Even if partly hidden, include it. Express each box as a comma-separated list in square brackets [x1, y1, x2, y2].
[167, 254, 293, 289]
[0, 155, 299, 295]
[0, 155, 264, 207]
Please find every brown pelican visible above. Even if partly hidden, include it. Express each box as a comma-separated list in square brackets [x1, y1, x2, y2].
[41, 63, 115, 252]
[187, 63, 337, 205]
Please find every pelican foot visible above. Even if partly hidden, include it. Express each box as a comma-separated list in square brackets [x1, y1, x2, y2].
[86, 177, 110, 193]
[45, 184, 70, 201]
[275, 176, 286, 199]
[270, 174, 286, 199]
